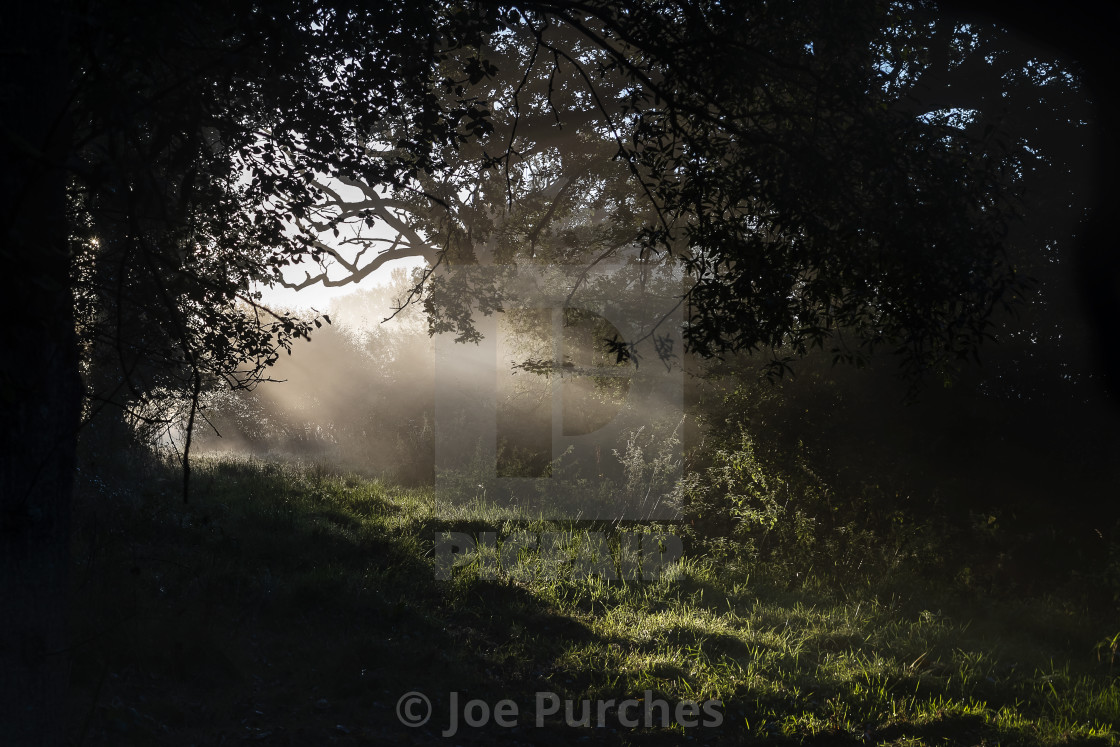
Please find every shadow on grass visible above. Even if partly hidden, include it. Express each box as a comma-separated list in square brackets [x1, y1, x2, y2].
[66, 457, 1119, 746]
[868, 715, 1113, 747]
[67, 459, 626, 745]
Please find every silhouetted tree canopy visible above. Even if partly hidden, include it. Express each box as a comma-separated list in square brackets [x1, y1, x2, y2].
[252, 1, 1094, 384]
[52, 0, 1103, 436]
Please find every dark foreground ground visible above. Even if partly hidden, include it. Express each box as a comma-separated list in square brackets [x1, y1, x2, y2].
[67, 457, 1119, 745]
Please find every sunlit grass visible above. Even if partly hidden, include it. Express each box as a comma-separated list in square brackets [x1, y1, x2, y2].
[69, 455, 1120, 745]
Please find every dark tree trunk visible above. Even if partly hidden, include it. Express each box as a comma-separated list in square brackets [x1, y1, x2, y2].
[0, 3, 80, 744]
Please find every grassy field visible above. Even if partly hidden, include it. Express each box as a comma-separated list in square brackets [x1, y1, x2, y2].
[68, 456, 1119, 745]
